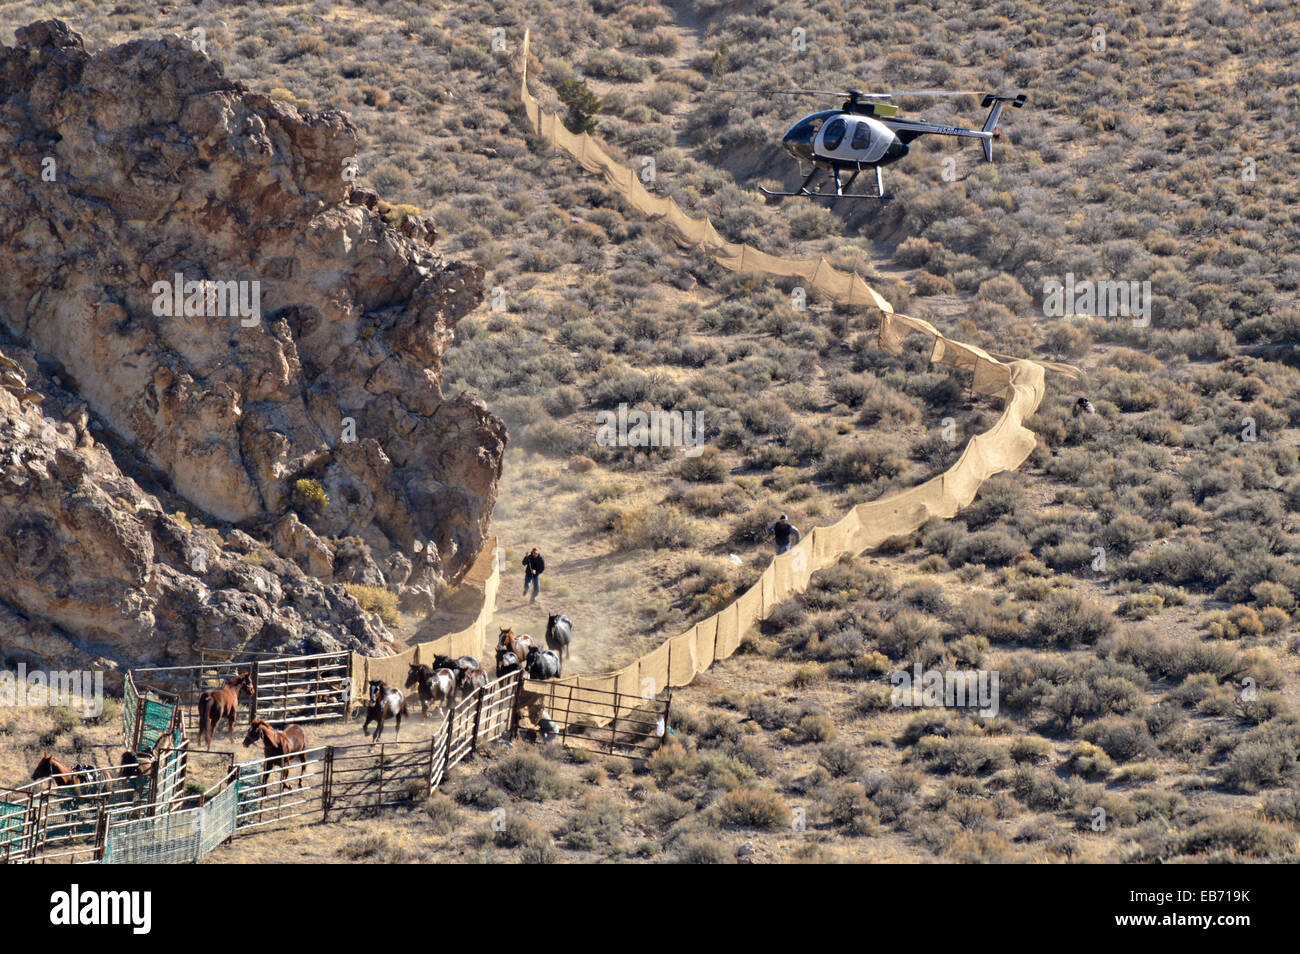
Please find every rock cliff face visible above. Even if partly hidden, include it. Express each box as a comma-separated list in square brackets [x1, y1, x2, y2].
[0, 21, 506, 670]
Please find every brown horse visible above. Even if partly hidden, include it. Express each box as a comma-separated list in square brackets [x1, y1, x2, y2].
[458, 667, 489, 694]
[31, 754, 78, 787]
[497, 627, 535, 667]
[242, 718, 309, 790]
[198, 671, 252, 748]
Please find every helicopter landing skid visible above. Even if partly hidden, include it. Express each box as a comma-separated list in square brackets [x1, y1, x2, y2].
[761, 165, 891, 201]
[760, 186, 892, 201]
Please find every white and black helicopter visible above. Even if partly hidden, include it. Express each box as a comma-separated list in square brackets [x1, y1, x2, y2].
[754, 88, 1026, 200]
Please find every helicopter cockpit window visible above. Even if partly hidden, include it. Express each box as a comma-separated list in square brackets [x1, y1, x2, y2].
[789, 116, 825, 139]
[851, 122, 872, 150]
[821, 118, 847, 150]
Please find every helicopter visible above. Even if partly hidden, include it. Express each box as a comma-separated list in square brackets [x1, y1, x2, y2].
[753, 89, 1026, 201]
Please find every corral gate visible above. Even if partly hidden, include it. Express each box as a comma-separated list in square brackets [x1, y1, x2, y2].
[132, 650, 351, 744]
[103, 778, 239, 864]
[519, 679, 671, 761]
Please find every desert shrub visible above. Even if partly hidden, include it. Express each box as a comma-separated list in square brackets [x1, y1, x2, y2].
[345, 584, 399, 625]
[1261, 789, 1300, 824]
[1180, 817, 1293, 858]
[672, 835, 732, 863]
[556, 797, 624, 851]
[1220, 738, 1298, 793]
[424, 794, 460, 835]
[789, 664, 827, 688]
[673, 446, 727, 482]
[494, 814, 547, 849]
[914, 271, 955, 296]
[341, 832, 410, 862]
[716, 787, 792, 830]
[1131, 539, 1228, 590]
[912, 736, 1011, 776]
[1252, 581, 1296, 612]
[1118, 593, 1164, 620]
[1207, 605, 1266, 639]
[450, 776, 507, 809]
[292, 478, 328, 513]
[611, 505, 699, 550]
[817, 741, 864, 778]
[821, 782, 881, 835]
[1009, 736, 1053, 765]
[728, 737, 776, 775]
[1028, 591, 1115, 648]
[952, 530, 1025, 567]
[1081, 717, 1156, 762]
[647, 742, 697, 784]
[521, 420, 584, 457]
[1041, 539, 1096, 573]
[876, 610, 942, 660]
[793, 714, 835, 744]
[828, 373, 877, 408]
[1008, 765, 1075, 811]
[854, 685, 893, 714]
[485, 752, 568, 801]
[857, 390, 922, 427]
[644, 793, 692, 830]
[955, 593, 1025, 643]
[817, 441, 904, 486]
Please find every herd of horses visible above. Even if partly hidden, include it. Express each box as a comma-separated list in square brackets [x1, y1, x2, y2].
[379, 612, 575, 741]
[26, 614, 577, 794]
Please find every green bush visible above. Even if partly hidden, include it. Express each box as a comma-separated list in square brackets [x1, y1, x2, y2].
[292, 478, 328, 513]
[345, 584, 399, 626]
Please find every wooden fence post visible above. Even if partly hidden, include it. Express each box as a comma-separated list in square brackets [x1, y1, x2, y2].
[133, 693, 145, 751]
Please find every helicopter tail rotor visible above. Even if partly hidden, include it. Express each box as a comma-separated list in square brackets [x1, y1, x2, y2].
[978, 93, 1026, 161]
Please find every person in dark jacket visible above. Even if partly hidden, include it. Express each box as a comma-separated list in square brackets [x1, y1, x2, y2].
[770, 514, 801, 555]
[522, 548, 545, 603]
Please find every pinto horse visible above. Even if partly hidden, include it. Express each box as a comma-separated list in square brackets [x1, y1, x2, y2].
[362, 681, 407, 742]
[198, 671, 252, 748]
[405, 663, 456, 719]
[31, 754, 79, 787]
[497, 628, 535, 669]
[243, 718, 309, 790]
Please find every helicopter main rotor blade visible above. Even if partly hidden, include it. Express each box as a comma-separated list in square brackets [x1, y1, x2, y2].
[854, 89, 986, 98]
[719, 87, 989, 99]
[721, 88, 845, 96]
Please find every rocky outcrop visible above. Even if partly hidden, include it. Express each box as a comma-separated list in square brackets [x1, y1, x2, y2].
[0, 21, 506, 669]
[0, 337, 397, 670]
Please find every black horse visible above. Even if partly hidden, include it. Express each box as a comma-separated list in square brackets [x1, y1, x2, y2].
[545, 614, 572, 662]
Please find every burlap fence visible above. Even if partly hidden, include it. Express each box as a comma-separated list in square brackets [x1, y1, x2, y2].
[348, 537, 500, 704]
[510, 32, 1079, 725]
